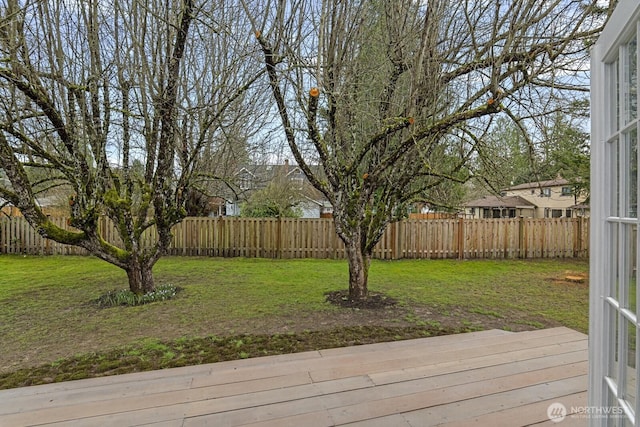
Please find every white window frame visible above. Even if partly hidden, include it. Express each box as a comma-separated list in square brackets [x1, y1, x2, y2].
[592, 2, 640, 425]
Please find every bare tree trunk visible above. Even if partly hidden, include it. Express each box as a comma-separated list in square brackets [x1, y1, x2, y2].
[126, 258, 155, 295]
[344, 238, 371, 301]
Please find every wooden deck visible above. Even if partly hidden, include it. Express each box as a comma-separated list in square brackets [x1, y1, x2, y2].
[0, 327, 588, 427]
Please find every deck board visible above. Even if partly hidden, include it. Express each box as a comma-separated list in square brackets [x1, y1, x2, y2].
[0, 327, 588, 426]
[436, 391, 588, 427]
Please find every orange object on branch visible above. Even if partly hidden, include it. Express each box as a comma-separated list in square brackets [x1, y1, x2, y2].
[309, 87, 320, 97]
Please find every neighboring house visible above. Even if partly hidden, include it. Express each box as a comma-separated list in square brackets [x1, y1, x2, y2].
[200, 196, 226, 217]
[464, 178, 589, 219]
[0, 195, 67, 217]
[463, 195, 536, 219]
[298, 196, 333, 219]
[0, 177, 14, 216]
[0, 197, 18, 217]
[224, 160, 333, 218]
[1, 174, 73, 217]
[502, 178, 588, 218]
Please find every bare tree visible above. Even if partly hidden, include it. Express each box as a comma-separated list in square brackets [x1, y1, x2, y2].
[242, 0, 606, 301]
[0, 0, 260, 293]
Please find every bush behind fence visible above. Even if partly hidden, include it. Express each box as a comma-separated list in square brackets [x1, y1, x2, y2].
[0, 216, 589, 260]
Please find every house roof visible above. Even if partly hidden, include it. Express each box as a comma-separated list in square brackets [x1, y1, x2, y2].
[0, 189, 63, 209]
[236, 163, 324, 181]
[464, 195, 536, 209]
[35, 196, 61, 207]
[504, 178, 569, 191]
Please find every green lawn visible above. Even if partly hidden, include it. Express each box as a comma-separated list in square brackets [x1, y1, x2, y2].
[0, 255, 589, 389]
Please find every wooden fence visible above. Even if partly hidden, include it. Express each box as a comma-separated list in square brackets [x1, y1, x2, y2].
[0, 216, 589, 260]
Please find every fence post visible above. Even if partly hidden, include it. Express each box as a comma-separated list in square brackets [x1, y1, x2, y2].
[0, 217, 4, 254]
[457, 217, 464, 260]
[217, 216, 224, 257]
[277, 217, 282, 259]
[518, 216, 525, 259]
[394, 221, 401, 260]
[576, 217, 584, 257]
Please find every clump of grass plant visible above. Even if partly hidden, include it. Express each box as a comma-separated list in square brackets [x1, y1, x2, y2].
[95, 284, 180, 308]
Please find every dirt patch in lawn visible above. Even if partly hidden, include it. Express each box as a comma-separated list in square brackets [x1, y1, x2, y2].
[0, 297, 562, 390]
[545, 271, 589, 287]
[410, 304, 559, 332]
[324, 290, 399, 309]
